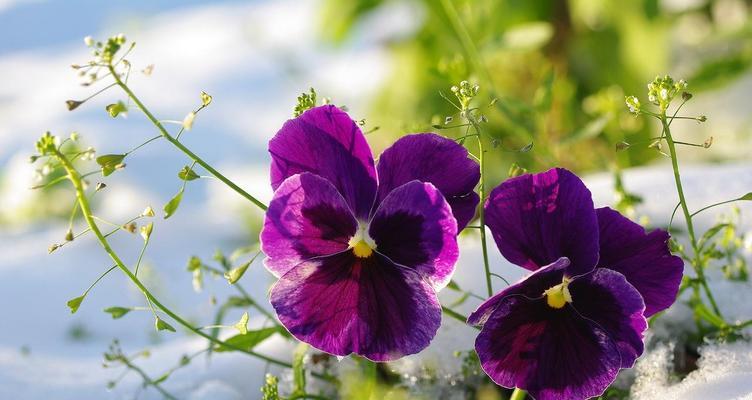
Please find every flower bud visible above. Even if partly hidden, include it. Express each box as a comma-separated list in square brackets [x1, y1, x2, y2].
[182, 112, 195, 130]
[84, 36, 94, 46]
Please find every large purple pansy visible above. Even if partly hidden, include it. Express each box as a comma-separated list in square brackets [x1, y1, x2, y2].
[472, 167, 683, 399]
[261, 105, 479, 361]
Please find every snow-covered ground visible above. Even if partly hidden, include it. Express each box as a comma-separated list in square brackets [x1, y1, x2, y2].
[1, 162, 750, 399]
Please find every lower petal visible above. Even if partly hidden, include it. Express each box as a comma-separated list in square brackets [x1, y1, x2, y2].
[474, 297, 622, 400]
[569, 268, 647, 368]
[270, 252, 441, 361]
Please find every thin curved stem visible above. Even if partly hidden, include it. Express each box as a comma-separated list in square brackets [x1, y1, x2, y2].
[53, 148, 299, 372]
[691, 198, 746, 218]
[107, 65, 268, 211]
[475, 131, 494, 298]
[660, 115, 722, 317]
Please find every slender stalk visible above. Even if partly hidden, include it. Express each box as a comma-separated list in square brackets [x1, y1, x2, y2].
[510, 388, 527, 400]
[107, 65, 268, 211]
[120, 357, 177, 400]
[442, 306, 480, 330]
[201, 263, 276, 322]
[691, 198, 745, 218]
[53, 149, 297, 372]
[660, 115, 722, 316]
[475, 130, 493, 298]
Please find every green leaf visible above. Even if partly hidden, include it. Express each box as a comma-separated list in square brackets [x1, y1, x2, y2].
[446, 280, 461, 291]
[105, 101, 128, 118]
[234, 312, 249, 335]
[96, 154, 126, 176]
[155, 317, 176, 332]
[215, 327, 279, 352]
[178, 165, 200, 181]
[224, 260, 251, 284]
[163, 188, 184, 219]
[695, 303, 726, 328]
[103, 306, 131, 319]
[699, 223, 730, 251]
[67, 295, 85, 314]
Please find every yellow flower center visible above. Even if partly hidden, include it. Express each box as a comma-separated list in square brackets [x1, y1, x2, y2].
[348, 222, 376, 258]
[543, 277, 572, 309]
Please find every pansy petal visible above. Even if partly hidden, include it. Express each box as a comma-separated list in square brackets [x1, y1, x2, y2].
[369, 180, 459, 290]
[569, 268, 648, 368]
[596, 207, 684, 317]
[270, 252, 441, 362]
[474, 295, 622, 400]
[468, 257, 570, 327]
[375, 133, 480, 229]
[484, 168, 599, 273]
[269, 105, 377, 218]
[261, 173, 357, 277]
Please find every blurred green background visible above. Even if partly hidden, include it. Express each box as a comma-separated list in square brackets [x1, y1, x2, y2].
[321, 0, 752, 186]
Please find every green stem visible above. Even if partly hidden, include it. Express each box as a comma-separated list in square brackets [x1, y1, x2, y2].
[510, 388, 527, 400]
[108, 65, 268, 211]
[660, 115, 722, 317]
[53, 149, 298, 372]
[121, 357, 178, 400]
[691, 198, 745, 218]
[475, 129, 493, 298]
[442, 306, 480, 330]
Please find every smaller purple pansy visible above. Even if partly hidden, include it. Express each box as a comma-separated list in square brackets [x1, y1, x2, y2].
[261, 105, 480, 361]
[470, 168, 684, 400]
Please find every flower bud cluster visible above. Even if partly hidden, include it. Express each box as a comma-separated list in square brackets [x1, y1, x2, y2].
[647, 75, 687, 111]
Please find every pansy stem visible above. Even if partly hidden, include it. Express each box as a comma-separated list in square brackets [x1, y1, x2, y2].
[509, 388, 527, 400]
[107, 64, 268, 211]
[51, 148, 321, 378]
[660, 115, 723, 317]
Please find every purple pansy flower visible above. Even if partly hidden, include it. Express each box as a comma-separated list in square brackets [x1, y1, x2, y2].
[260, 105, 480, 361]
[469, 168, 683, 400]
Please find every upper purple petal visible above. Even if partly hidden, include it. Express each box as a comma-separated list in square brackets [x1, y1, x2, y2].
[484, 168, 600, 274]
[375, 133, 480, 230]
[270, 251, 441, 361]
[269, 105, 377, 219]
[596, 207, 684, 317]
[473, 293, 622, 400]
[369, 180, 459, 290]
[568, 268, 648, 368]
[260, 172, 357, 277]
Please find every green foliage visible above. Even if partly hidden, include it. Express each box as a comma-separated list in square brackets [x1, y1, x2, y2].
[155, 317, 176, 333]
[103, 306, 131, 319]
[105, 101, 127, 118]
[162, 188, 184, 219]
[66, 295, 84, 314]
[95, 154, 125, 176]
[215, 327, 279, 352]
[178, 165, 200, 181]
